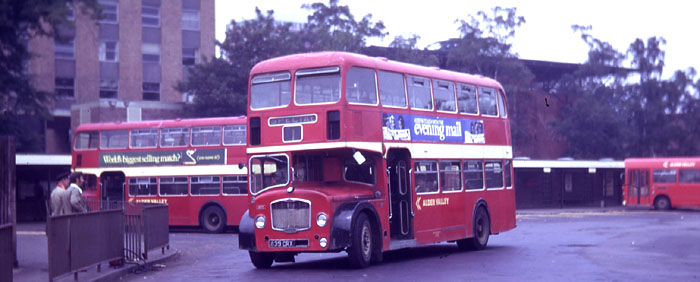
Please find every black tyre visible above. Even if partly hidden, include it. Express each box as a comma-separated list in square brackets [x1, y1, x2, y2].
[654, 196, 671, 210]
[467, 207, 490, 250]
[347, 213, 373, 268]
[200, 206, 226, 233]
[249, 251, 275, 269]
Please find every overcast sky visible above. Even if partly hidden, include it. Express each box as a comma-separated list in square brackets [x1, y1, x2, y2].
[215, 0, 699, 79]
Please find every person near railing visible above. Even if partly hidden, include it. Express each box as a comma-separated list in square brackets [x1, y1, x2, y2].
[64, 172, 88, 213]
[50, 172, 70, 216]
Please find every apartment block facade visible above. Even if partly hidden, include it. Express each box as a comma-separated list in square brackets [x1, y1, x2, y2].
[28, 0, 215, 155]
[16, 0, 214, 222]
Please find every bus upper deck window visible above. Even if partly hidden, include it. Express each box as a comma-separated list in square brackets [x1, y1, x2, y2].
[75, 131, 99, 150]
[295, 67, 341, 105]
[479, 87, 498, 116]
[346, 67, 377, 105]
[378, 71, 407, 108]
[408, 76, 432, 110]
[458, 83, 478, 115]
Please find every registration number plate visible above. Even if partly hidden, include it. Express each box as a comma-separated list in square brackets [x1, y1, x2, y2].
[268, 239, 308, 248]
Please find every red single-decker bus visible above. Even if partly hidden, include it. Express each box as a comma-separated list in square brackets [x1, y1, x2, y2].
[624, 157, 700, 210]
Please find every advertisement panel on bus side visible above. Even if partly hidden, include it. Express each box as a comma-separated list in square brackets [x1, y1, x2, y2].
[99, 148, 226, 167]
[382, 112, 485, 144]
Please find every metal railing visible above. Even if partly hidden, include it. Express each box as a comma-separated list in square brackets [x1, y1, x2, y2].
[47, 202, 169, 281]
[124, 203, 169, 261]
[1, 223, 13, 282]
[47, 210, 124, 282]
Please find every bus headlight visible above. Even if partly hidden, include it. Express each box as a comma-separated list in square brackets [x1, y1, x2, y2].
[319, 237, 328, 248]
[255, 215, 266, 229]
[316, 213, 328, 227]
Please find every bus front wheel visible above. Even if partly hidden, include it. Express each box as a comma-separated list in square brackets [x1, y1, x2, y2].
[654, 196, 671, 210]
[347, 213, 373, 268]
[200, 206, 226, 233]
[249, 251, 275, 269]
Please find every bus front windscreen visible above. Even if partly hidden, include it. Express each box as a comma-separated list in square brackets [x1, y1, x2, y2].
[250, 72, 292, 109]
[250, 154, 289, 194]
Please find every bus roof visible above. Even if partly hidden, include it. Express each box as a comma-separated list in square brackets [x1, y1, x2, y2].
[250, 51, 505, 91]
[624, 157, 700, 169]
[75, 116, 247, 132]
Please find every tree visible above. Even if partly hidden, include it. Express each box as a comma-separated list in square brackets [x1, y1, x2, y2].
[0, 0, 98, 151]
[302, 0, 386, 52]
[180, 8, 303, 117]
[552, 26, 700, 158]
[180, 1, 386, 117]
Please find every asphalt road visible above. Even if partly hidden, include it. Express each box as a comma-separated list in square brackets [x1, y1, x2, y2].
[121, 209, 700, 282]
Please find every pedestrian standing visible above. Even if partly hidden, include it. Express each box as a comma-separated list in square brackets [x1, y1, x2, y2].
[50, 172, 70, 216]
[66, 172, 87, 213]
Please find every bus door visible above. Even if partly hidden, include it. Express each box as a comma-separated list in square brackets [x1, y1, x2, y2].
[628, 169, 651, 206]
[388, 154, 413, 240]
[100, 171, 125, 209]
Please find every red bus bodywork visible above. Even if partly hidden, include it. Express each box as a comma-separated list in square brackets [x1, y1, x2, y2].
[72, 117, 248, 232]
[239, 52, 516, 268]
[624, 157, 700, 209]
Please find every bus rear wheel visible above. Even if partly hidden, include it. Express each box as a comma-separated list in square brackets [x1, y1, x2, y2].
[460, 206, 490, 250]
[654, 196, 671, 210]
[200, 206, 226, 233]
[347, 213, 373, 268]
[249, 251, 275, 269]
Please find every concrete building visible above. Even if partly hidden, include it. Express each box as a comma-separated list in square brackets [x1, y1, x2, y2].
[17, 0, 214, 222]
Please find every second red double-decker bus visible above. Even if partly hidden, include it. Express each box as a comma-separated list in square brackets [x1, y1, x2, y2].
[624, 157, 700, 210]
[72, 117, 248, 232]
[239, 52, 516, 268]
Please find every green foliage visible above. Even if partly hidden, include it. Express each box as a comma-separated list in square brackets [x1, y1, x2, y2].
[302, 0, 386, 52]
[180, 1, 386, 118]
[0, 0, 98, 152]
[552, 27, 700, 158]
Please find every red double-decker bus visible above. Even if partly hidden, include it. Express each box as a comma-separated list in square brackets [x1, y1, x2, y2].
[238, 52, 516, 268]
[624, 157, 700, 210]
[72, 117, 248, 233]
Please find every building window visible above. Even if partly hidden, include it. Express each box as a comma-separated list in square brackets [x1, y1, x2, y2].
[142, 82, 160, 101]
[99, 41, 118, 62]
[55, 77, 75, 97]
[182, 9, 200, 30]
[142, 43, 161, 63]
[98, 0, 118, 23]
[182, 48, 199, 65]
[99, 80, 118, 99]
[54, 39, 75, 59]
[65, 3, 75, 21]
[142, 5, 160, 27]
